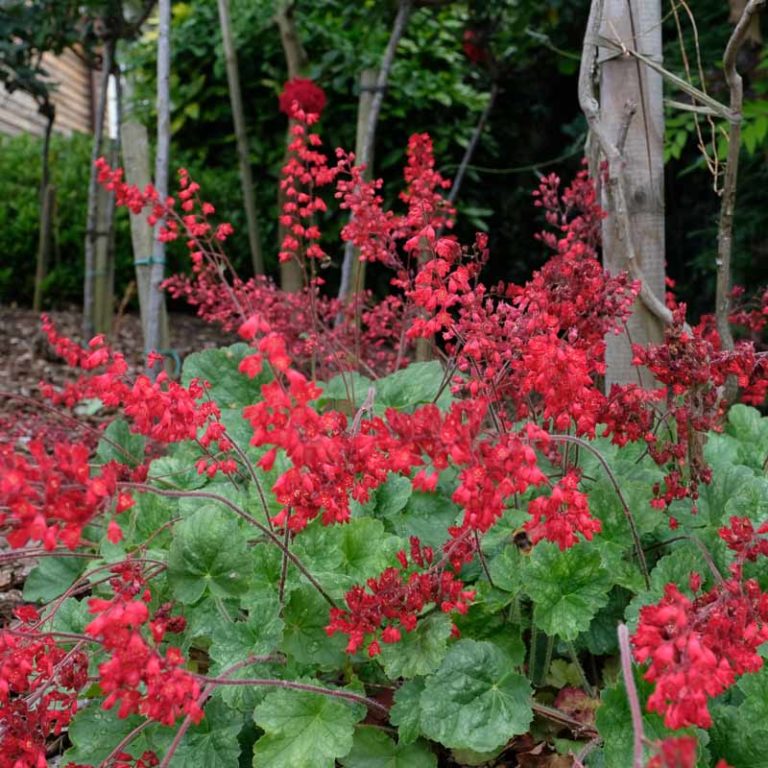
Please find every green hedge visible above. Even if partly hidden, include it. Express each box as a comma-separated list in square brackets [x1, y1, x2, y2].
[0, 132, 135, 307]
[0, 131, 272, 308]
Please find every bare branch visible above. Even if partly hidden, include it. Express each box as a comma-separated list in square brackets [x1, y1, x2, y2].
[598, 34, 738, 123]
[717, 0, 766, 358]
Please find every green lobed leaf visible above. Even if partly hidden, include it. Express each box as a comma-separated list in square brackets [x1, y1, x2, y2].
[64, 707, 148, 765]
[708, 702, 768, 768]
[624, 543, 702, 628]
[339, 726, 437, 768]
[724, 404, 768, 472]
[390, 678, 427, 746]
[252, 685, 366, 768]
[488, 542, 528, 595]
[375, 362, 451, 412]
[525, 543, 611, 641]
[51, 597, 90, 635]
[383, 491, 459, 550]
[23, 555, 87, 602]
[379, 612, 453, 679]
[95, 418, 146, 467]
[181, 342, 271, 409]
[374, 474, 413, 518]
[168, 508, 253, 603]
[121, 489, 179, 549]
[171, 698, 243, 768]
[281, 584, 346, 668]
[418, 639, 533, 753]
[292, 517, 401, 601]
[318, 371, 374, 410]
[736, 666, 768, 722]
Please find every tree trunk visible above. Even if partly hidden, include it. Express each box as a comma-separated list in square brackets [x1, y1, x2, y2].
[338, 68, 378, 321]
[337, 0, 412, 305]
[33, 111, 55, 312]
[217, 0, 264, 275]
[83, 40, 113, 340]
[33, 185, 55, 313]
[122, 83, 169, 351]
[598, 0, 666, 387]
[146, 0, 171, 374]
[276, 0, 308, 293]
[93, 157, 116, 334]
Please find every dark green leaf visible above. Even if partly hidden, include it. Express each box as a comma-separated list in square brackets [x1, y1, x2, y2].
[339, 727, 437, 768]
[95, 419, 146, 467]
[390, 678, 426, 746]
[375, 362, 451, 412]
[379, 613, 453, 679]
[525, 543, 611, 640]
[252, 685, 365, 767]
[418, 640, 532, 752]
[281, 584, 346, 667]
[168, 508, 253, 603]
[181, 342, 271, 410]
[171, 698, 243, 768]
[23, 555, 86, 602]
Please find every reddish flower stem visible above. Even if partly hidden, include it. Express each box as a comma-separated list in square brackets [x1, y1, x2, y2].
[618, 622, 645, 768]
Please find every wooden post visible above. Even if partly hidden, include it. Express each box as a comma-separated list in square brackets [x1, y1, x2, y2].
[146, 0, 171, 374]
[83, 41, 113, 340]
[217, 0, 264, 275]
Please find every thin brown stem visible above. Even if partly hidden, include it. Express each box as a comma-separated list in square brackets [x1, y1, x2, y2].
[120, 483, 337, 607]
[545, 434, 650, 588]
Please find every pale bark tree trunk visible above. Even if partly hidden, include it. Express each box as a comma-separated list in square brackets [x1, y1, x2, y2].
[93, 149, 117, 334]
[337, 0, 412, 305]
[146, 0, 171, 374]
[83, 41, 114, 340]
[121, 80, 169, 351]
[596, 0, 666, 387]
[338, 67, 377, 324]
[275, 0, 307, 293]
[217, 0, 264, 275]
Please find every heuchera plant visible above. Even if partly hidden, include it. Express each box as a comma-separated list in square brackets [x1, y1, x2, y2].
[1, 95, 768, 768]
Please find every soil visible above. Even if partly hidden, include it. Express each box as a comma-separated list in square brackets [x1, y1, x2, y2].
[0, 304, 235, 621]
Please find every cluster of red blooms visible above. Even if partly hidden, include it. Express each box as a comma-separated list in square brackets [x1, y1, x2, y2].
[0, 606, 88, 768]
[278, 77, 326, 118]
[240, 335, 599, 553]
[0, 569, 197, 766]
[0, 438, 132, 551]
[526, 470, 601, 550]
[603, 307, 768, 515]
[645, 734, 732, 768]
[728, 285, 768, 341]
[462, 28, 490, 65]
[242, 362, 391, 531]
[40, 314, 238, 478]
[61, 115, 768, 765]
[83, 562, 200, 726]
[633, 517, 768, 730]
[402, 170, 636, 440]
[278, 108, 337, 265]
[326, 536, 474, 656]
